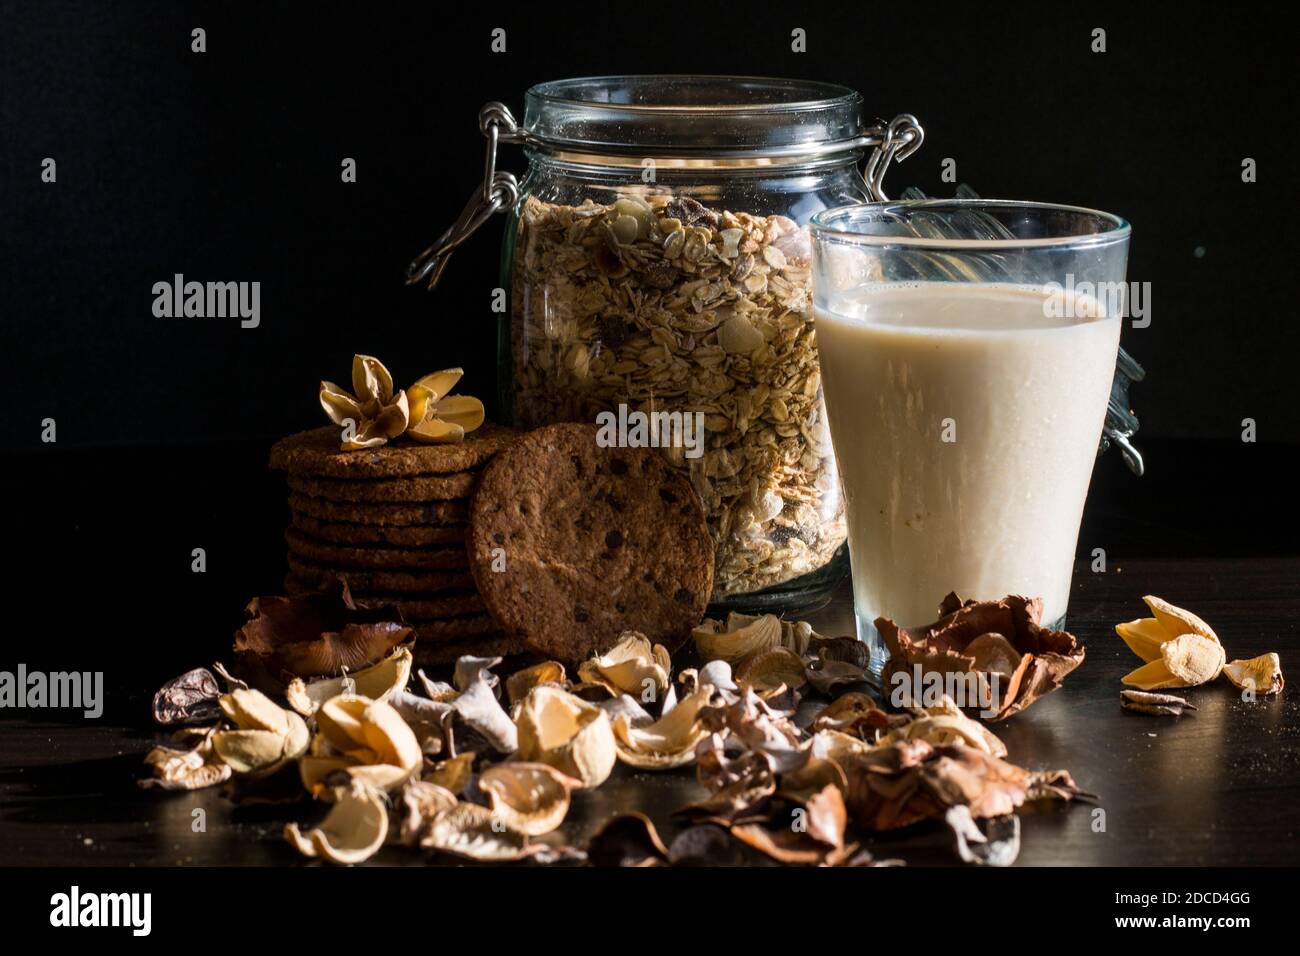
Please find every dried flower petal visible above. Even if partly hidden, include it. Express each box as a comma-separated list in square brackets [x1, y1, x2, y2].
[612, 687, 713, 769]
[140, 727, 232, 791]
[692, 613, 782, 666]
[285, 647, 412, 716]
[285, 779, 388, 865]
[878, 593, 1084, 720]
[515, 686, 617, 788]
[233, 578, 411, 681]
[478, 762, 578, 836]
[212, 689, 309, 776]
[578, 631, 671, 699]
[734, 647, 807, 697]
[506, 661, 567, 705]
[300, 695, 422, 797]
[419, 802, 541, 861]
[1223, 653, 1284, 696]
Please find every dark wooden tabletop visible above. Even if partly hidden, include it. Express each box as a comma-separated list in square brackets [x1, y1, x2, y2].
[2, 555, 1296, 867]
[2, 438, 1297, 866]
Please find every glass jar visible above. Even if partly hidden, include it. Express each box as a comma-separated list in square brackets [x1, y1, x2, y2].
[409, 76, 923, 609]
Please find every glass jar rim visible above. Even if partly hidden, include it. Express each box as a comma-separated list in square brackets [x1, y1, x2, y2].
[522, 75, 870, 157]
[810, 199, 1132, 250]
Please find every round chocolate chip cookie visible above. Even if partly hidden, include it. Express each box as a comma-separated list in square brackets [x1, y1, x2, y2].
[270, 423, 517, 478]
[285, 527, 469, 571]
[289, 512, 467, 548]
[286, 471, 477, 503]
[288, 493, 469, 527]
[468, 422, 713, 665]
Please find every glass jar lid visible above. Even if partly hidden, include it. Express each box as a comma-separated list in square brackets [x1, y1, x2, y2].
[521, 75, 871, 158]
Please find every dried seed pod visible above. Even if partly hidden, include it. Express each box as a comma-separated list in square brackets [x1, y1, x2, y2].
[1222, 653, 1284, 696]
[840, 740, 1085, 832]
[451, 662, 518, 754]
[1120, 689, 1198, 716]
[212, 689, 310, 776]
[284, 647, 412, 716]
[285, 780, 388, 865]
[419, 802, 542, 862]
[1112, 598, 1222, 681]
[424, 753, 474, 795]
[140, 727, 232, 791]
[514, 686, 617, 789]
[1123, 633, 1225, 689]
[478, 762, 578, 836]
[506, 661, 567, 706]
[734, 647, 807, 697]
[692, 613, 783, 666]
[577, 631, 670, 698]
[877, 695, 1007, 757]
[300, 695, 422, 798]
[878, 593, 1084, 720]
[611, 687, 713, 770]
[398, 779, 459, 843]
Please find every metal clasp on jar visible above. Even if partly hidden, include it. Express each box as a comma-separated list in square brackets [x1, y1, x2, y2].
[407, 103, 924, 291]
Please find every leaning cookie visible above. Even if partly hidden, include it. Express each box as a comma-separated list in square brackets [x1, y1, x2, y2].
[467, 422, 714, 666]
[270, 423, 518, 478]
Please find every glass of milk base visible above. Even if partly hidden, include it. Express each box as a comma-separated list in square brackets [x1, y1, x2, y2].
[809, 201, 1130, 663]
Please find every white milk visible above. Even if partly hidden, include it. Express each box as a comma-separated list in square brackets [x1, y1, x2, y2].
[816, 282, 1120, 629]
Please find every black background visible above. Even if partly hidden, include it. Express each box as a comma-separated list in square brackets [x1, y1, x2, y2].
[2, 2, 1297, 678]
[4, 1, 1297, 446]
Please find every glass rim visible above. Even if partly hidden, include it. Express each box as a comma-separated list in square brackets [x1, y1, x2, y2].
[526, 74, 861, 115]
[522, 75, 869, 156]
[810, 199, 1131, 250]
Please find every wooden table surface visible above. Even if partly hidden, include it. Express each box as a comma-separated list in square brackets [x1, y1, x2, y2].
[2, 556, 1295, 867]
[1, 439, 1297, 866]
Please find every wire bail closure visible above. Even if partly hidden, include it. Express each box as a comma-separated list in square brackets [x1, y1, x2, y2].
[407, 102, 923, 290]
[406, 103, 526, 289]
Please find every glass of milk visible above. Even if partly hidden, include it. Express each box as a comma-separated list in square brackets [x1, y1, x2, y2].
[809, 200, 1130, 657]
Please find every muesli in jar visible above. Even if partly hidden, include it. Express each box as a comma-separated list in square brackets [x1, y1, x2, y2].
[510, 191, 845, 598]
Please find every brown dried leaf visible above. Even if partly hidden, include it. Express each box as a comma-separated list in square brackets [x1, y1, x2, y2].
[152, 668, 221, 726]
[841, 740, 1085, 832]
[233, 578, 411, 681]
[420, 802, 542, 861]
[877, 593, 1084, 720]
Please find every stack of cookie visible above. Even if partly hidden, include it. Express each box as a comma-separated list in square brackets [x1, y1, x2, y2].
[269, 424, 521, 664]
